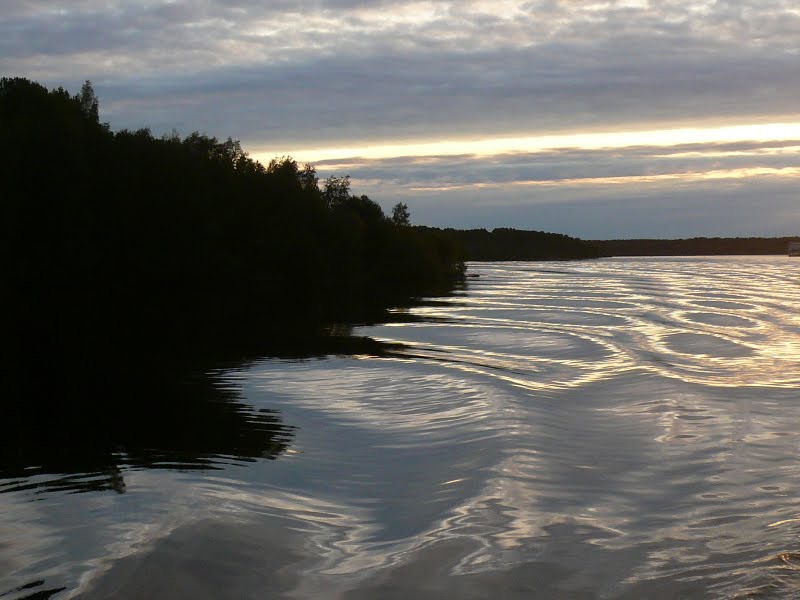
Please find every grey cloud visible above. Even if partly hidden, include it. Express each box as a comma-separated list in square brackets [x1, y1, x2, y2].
[0, 6, 196, 60]
[312, 139, 800, 237]
[312, 140, 800, 187]
[75, 39, 798, 152]
[5, 1, 800, 149]
[388, 178, 800, 239]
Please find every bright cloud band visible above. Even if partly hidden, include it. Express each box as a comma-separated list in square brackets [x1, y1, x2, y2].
[256, 121, 800, 164]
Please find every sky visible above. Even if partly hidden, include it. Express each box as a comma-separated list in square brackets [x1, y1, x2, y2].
[3, 0, 800, 239]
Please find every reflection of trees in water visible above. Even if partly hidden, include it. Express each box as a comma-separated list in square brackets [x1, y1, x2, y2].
[1, 357, 295, 495]
[0, 579, 66, 600]
[0, 333, 404, 600]
[2, 332, 402, 496]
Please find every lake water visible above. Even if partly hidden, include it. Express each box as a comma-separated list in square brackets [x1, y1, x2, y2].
[4, 256, 800, 599]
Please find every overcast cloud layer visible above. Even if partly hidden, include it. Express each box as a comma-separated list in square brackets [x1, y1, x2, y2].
[3, 0, 800, 237]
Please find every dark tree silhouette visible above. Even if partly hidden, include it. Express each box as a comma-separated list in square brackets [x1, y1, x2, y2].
[322, 175, 352, 208]
[298, 163, 318, 192]
[77, 79, 99, 123]
[593, 237, 799, 256]
[392, 202, 411, 226]
[416, 227, 604, 261]
[1, 77, 465, 392]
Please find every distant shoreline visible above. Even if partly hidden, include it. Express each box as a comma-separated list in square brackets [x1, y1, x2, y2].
[431, 230, 799, 260]
[419, 227, 604, 261]
[590, 237, 799, 257]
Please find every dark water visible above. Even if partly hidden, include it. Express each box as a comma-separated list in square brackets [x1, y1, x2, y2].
[5, 257, 800, 599]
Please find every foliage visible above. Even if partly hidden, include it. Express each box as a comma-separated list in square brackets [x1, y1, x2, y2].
[77, 80, 99, 123]
[322, 175, 352, 208]
[391, 202, 411, 226]
[419, 227, 605, 261]
[593, 237, 799, 256]
[1, 77, 465, 373]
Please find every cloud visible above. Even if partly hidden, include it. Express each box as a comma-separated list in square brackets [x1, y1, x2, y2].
[4, 0, 800, 146]
[395, 176, 800, 239]
[302, 138, 800, 237]
[4, 0, 800, 236]
[310, 139, 800, 187]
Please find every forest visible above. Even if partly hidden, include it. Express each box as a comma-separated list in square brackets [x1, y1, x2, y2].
[1, 77, 464, 389]
[593, 237, 799, 256]
[431, 227, 605, 261]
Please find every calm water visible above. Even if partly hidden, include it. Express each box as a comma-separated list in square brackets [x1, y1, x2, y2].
[5, 257, 800, 599]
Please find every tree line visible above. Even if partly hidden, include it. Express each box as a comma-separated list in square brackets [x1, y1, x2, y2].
[1, 77, 464, 381]
[421, 227, 605, 261]
[593, 237, 799, 256]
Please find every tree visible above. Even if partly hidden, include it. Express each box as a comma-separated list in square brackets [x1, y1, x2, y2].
[323, 175, 351, 208]
[77, 80, 99, 123]
[267, 155, 298, 175]
[298, 163, 318, 193]
[391, 202, 410, 226]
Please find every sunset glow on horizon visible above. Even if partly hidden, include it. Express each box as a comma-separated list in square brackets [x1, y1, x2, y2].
[255, 120, 800, 164]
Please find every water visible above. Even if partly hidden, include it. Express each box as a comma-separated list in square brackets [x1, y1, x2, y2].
[4, 256, 800, 599]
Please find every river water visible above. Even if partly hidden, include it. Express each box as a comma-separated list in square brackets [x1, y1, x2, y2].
[4, 257, 800, 599]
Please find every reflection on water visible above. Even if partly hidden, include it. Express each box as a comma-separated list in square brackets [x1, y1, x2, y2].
[2, 364, 295, 496]
[5, 257, 800, 599]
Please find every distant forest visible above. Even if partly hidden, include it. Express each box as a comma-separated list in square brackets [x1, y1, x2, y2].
[1, 77, 465, 381]
[593, 237, 799, 256]
[421, 227, 605, 261]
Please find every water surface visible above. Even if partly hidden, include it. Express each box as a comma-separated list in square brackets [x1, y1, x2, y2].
[4, 256, 800, 599]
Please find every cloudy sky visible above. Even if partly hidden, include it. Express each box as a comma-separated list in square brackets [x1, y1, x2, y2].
[3, 0, 800, 238]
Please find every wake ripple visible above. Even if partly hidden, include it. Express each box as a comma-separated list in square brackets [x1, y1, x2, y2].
[376, 257, 800, 389]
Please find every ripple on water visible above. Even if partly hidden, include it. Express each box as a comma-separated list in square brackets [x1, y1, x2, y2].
[690, 300, 755, 311]
[660, 332, 754, 358]
[463, 328, 617, 365]
[454, 307, 632, 328]
[250, 358, 511, 443]
[678, 311, 760, 329]
[368, 323, 616, 363]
